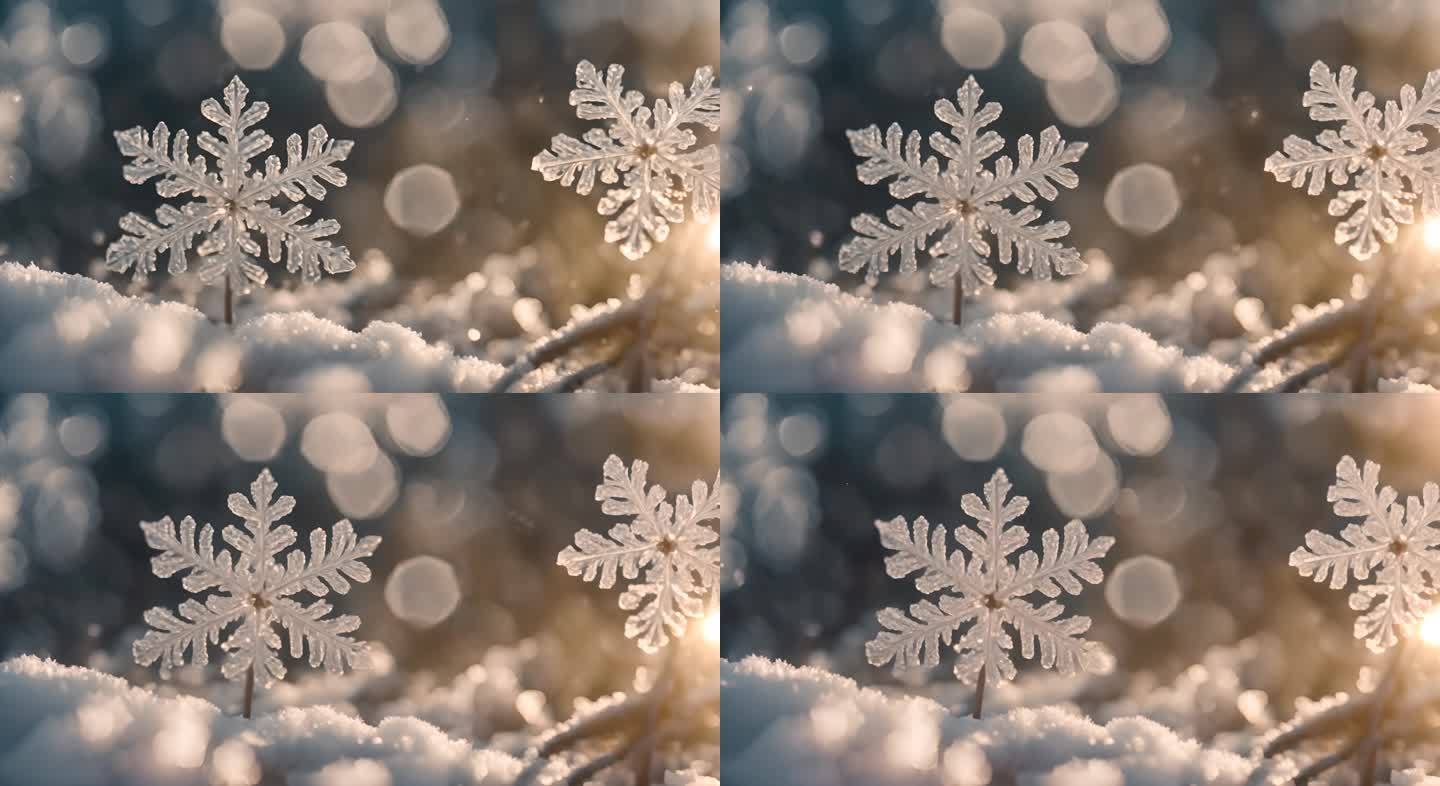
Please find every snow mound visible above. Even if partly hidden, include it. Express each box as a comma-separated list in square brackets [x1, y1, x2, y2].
[720, 656, 1255, 786]
[0, 655, 521, 786]
[721, 262, 1242, 392]
[0, 263, 506, 392]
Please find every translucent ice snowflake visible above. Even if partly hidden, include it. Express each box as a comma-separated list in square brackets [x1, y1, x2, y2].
[107, 76, 355, 293]
[866, 469, 1114, 687]
[1290, 456, 1440, 652]
[841, 76, 1088, 295]
[558, 455, 721, 653]
[1265, 62, 1440, 261]
[532, 61, 720, 261]
[133, 469, 381, 686]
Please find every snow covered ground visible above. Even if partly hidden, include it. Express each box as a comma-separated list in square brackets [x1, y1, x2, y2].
[0, 654, 720, 786]
[0, 263, 714, 392]
[721, 656, 1257, 786]
[720, 262, 1244, 393]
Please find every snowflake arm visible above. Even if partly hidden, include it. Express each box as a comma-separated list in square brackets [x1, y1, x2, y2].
[269, 519, 381, 599]
[133, 597, 247, 677]
[558, 455, 721, 653]
[1006, 599, 1108, 676]
[272, 598, 368, 675]
[865, 597, 983, 672]
[533, 61, 720, 260]
[140, 516, 247, 596]
[107, 204, 222, 279]
[874, 515, 985, 595]
[999, 519, 1114, 600]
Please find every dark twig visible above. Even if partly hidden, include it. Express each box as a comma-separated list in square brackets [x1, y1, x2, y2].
[953, 281, 964, 327]
[489, 298, 648, 392]
[225, 276, 235, 327]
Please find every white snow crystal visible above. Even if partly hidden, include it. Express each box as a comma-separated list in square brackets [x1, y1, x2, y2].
[107, 76, 356, 292]
[133, 469, 381, 687]
[867, 469, 1115, 687]
[532, 61, 720, 260]
[1290, 455, 1440, 652]
[840, 76, 1088, 295]
[1265, 62, 1440, 261]
[557, 455, 721, 653]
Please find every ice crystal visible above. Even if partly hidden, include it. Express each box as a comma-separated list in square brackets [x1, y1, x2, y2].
[866, 469, 1114, 687]
[1265, 62, 1440, 261]
[840, 76, 1088, 295]
[532, 61, 720, 261]
[1290, 455, 1440, 652]
[557, 455, 720, 653]
[133, 469, 381, 686]
[107, 76, 355, 293]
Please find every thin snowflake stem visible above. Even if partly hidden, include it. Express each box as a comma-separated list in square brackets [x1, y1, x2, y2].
[1357, 637, 1408, 786]
[1347, 251, 1395, 392]
[242, 661, 254, 719]
[632, 641, 680, 786]
[953, 281, 964, 326]
[971, 666, 987, 720]
[224, 275, 234, 327]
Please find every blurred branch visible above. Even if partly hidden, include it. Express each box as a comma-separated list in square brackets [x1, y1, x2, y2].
[489, 297, 650, 392]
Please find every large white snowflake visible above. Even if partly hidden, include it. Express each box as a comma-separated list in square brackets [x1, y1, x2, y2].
[532, 61, 720, 261]
[1265, 62, 1440, 261]
[107, 76, 355, 293]
[557, 455, 720, 653]
[1290, 455, 1440, 652]
[133, 469, 381, 686]
[866, 469, 1113, 687]
[840, 76, 1088, 295]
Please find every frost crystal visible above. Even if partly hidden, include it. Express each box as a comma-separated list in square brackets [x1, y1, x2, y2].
[866, 469, 1114, 687]
[558, 455, 720, 653]
[1265, 62, 1440, 261]
[532, 61, 720, 261]
[107, 76, 355, 293]
[841, 76, 1088, 295]
[133, 469, 381, 686]
[1290, 456, 1440, 652]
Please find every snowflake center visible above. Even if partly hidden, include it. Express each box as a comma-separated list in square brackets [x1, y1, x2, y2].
[249, 593, 270, 610]
[1391, 538, 1409, 556]
[944, 199, 979, 219]
[981, 592, 1005, 610]
[1367, 143, 1388, 162]
[656, 535, 678, 556]
[636, 139, 661, 160]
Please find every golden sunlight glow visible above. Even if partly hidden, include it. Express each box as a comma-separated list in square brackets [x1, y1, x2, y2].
[703, 605, 720, 645]
[1425, 217, 1440, 252]
[1421, 606, 1440, 646]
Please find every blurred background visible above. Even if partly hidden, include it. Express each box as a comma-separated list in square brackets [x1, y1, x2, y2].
[0, 391, 719, 735]
[722, 0, 1440, 334]
[0, 0, 720, 381]
[721, 393, 1440, 731]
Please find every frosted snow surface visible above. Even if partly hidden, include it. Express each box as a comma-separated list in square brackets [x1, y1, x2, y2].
[0, 262, 502, 392]
[721, 262, 1238, 392]
[720, 656, 1254, 786]
[0, 655, 522, 786]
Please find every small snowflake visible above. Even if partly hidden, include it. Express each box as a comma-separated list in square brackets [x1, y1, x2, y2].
[1290, 455, 1440, 652]
[1265, 62, 1440, 261]
[557, 455, 720, 653]
[133, 469, 381, 686]
[107, 76, 355, 293]
[532, 61, 720, 261]
[866, 469, 1114, 687]
[840, 76, 1088, 296]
